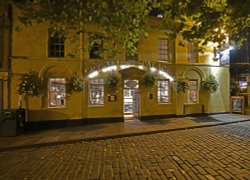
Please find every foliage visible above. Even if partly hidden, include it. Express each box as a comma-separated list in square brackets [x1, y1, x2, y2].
[175, 78, 189, 93]
[66, 74, 84, 94]
[156, 0, 250, 50]
[143, 72, 158, 88]
[10, 0, 250, 54]
[17, 71, 43, 96]
[104, 72, 122, 92]
[12, 0, 154, 56]
[201, 75, 219, 93]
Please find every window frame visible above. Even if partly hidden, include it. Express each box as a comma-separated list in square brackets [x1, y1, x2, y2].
[48, 33, 65, 58]
[157, 79, 170, 103]
[187, 79, 199, 103]
[89, 78, 105, 106]
[158, 38, 169, 61]
[48, 78, 66, 108]
[89, 33, 104, 59]
[126, 43, 139, 61]
[187, 42, 198, 63]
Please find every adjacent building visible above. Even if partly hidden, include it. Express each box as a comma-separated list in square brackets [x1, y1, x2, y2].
[230, 28, 250, 113]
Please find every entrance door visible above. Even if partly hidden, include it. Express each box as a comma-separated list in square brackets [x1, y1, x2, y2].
[124, 80, 139, 119]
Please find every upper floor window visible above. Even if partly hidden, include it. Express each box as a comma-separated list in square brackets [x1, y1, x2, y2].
[126, 43, 138, 61]
[158, 39, 169, 61]
[89, 79, 104, 105]
[188, 42, 198, 63]
[126, 53, 138, 61]
[157, 80, 170, 103]
[48, 33, 65, 58]
[48, 78, 66, 108]
[187, 80, 198, 103]
[89, 34, 103, 59]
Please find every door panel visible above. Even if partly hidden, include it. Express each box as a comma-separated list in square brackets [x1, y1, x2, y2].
[124, 80, 139, 119]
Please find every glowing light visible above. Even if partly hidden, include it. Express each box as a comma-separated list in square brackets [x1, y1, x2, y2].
[229, 46, 234, 50]
[102, 65, 117, 72]
[138, 65, 144, 70]
[159, 71, 174, 81]
[157, 14, 163, 18]
[120, 65, 131, 69]
[88, 71, 99, 78]
[150, 67, 156, 72]
[213, 42, 219, 47]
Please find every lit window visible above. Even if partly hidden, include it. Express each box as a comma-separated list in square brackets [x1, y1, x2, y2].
[89, 34, 103, 59]
[158, 80, 170, 103]
[239, 76, 248, 93]
[158, 39, 169, 61]
[89, 79, 104, 105]
[188, 42, 198, 63]
[187, 80, 198, 103]
[48, 78, 66, 107]
[48, 33, 65, 57]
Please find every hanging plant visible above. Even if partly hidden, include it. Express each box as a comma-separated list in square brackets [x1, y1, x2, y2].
[104, 72, 122, 92]
[175, 78, 189, 93]
[66, 74, 84, 94]
[201, 75, 219, 93]
[143, 71, 158, 88]
[17, 71, 44, 96]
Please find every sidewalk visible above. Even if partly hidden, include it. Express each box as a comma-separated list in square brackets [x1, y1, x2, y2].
[1, 113, 250, 152]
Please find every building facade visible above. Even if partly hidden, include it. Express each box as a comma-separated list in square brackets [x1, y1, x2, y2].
[230, 28, 250, 113]
[5, 5, 230, 126]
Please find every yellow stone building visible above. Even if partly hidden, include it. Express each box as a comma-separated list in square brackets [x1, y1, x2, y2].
[3, 5, 230, 127]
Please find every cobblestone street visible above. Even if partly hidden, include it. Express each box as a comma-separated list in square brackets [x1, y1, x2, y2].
[0, 122, 250, 179]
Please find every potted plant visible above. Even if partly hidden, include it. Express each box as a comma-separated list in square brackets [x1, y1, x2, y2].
[143, 71, 158, 88]
[17, 71, 44, 122]
[18, 71, 44, 96]
[104, 72, 122, 93]
[201, 75, 219, 93]
[66, 74, 84, 94]
[175, 78, 189, 93]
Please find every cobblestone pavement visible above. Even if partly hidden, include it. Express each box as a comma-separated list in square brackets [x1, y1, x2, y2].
[0, 122, 250, 180]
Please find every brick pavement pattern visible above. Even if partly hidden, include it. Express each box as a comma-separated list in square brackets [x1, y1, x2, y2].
[0, 122, 250, 179]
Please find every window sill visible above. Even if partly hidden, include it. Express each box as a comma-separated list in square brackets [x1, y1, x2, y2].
[184, 102, 202, 106]
[47, 106, 66, 109]
[88, 104, 105, 107]
[158, 102, 172, 105]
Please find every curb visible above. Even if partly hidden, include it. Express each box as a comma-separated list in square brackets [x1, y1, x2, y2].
[0, 119, 250, 152]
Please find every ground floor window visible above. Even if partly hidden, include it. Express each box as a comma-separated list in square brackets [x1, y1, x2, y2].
[48, 78, 66, 107]
[89, 79, 104, 105]
[157, 80, 170, 103]
[187, 80, 198, 103]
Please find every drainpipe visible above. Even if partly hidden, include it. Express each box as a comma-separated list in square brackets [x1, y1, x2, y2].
[7, 3, 12, 110]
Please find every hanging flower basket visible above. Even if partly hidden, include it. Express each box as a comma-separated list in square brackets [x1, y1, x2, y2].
[175, 78, 189, 93]
[104, 72, 122, 93]
[201, 75, 219, 93]
[66, 74, 84, 94]
[17, 71, 43, 96]
[143, 72, 158, 88]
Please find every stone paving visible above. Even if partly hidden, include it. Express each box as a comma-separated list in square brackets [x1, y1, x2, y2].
[0, 113, 250, 151]
[0, 121, 250, 179]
